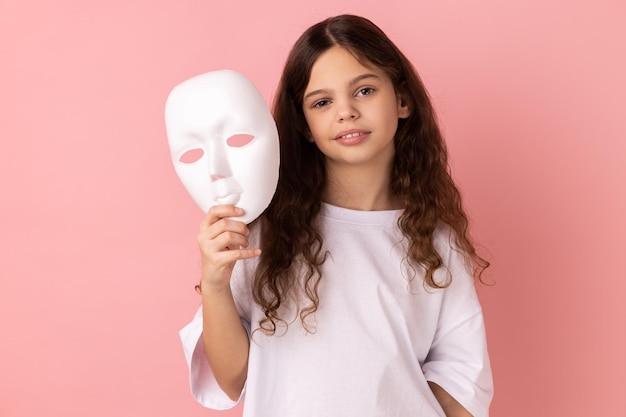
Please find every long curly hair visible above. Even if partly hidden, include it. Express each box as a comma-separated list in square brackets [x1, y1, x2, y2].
[253, 14, 489, 334]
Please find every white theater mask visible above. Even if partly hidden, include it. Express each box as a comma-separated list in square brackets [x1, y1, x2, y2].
[165, 70, 280, 224]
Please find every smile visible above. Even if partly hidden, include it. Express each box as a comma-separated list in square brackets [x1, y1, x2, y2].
[334, 130, 370, 140]
[333, 130, 370, 145]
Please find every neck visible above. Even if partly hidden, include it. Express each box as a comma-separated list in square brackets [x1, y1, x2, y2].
[322, 162, 402, 211]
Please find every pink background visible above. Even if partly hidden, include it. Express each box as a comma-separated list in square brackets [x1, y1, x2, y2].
[1, 0, 624, 416]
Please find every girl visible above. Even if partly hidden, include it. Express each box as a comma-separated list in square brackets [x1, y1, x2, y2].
[180, 14, 493, 417]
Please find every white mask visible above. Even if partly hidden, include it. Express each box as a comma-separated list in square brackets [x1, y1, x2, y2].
[165, 70, 280, 224]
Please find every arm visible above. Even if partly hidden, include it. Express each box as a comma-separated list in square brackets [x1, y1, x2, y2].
[421, 228, 493, 417]
[197, 205, 261, 401]
[428, 382, 473, 417]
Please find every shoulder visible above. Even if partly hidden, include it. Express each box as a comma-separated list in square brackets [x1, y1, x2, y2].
[432, 222, 458, 261]
[432, 222, 475, 286]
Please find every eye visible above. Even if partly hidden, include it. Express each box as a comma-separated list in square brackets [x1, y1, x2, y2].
[226, 134, 255, 148]
[179, 148, 204, 164]
[356, 87, 375, 97]
[313, 99, 330, 109]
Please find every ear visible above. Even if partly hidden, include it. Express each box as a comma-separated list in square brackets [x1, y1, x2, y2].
[396, 92, 411, 119]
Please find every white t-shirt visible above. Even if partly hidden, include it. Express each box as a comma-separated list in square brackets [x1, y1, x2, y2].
[180, 203, 493, 417]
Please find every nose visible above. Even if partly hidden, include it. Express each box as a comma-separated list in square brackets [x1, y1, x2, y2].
[207, 138, 232, 182]
[336, 100, 359, 122]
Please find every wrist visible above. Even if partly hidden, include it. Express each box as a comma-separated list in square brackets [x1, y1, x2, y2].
[196, 279, 232, 296]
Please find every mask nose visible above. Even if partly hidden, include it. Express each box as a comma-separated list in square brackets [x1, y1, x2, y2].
[207, 137, 243, 205]
[207, 138, 232, 181]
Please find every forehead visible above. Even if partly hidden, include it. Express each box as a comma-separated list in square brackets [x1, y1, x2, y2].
[305, 46, 384, 90]
[166, 71, 269, 130]
[171, 76, 257, 112]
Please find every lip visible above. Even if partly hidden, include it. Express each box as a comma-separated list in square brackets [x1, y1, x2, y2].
[211, 177, 243, 205]
[334, 129, 370, 145]
[334, 129, 370, 140]
[215, 193, 241, 205]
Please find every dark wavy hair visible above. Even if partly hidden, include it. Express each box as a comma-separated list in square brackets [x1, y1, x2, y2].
[253, 14, 489, 334]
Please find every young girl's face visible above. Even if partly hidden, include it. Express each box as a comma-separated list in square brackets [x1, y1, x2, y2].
[302, 46, 410, 170]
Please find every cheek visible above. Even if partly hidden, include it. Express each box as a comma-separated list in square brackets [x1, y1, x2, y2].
[302, 113, 319, 142]
[302, 111, 313, 129]
[306, 111, 329, 131]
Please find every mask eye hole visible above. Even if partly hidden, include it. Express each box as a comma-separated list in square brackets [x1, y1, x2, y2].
[179, 148, 204, 164]
[227, 134, 255, 148]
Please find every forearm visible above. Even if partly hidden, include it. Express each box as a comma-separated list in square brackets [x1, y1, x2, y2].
[202, 286, 250, 401]
[428, 381, 473, 417]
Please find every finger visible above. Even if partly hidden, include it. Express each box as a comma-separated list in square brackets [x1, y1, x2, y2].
[200, 205, 245, 229]
[199, 219, 250, 244]
[212, 230, 251, 252]
[213, 248, 262, 263]
[198, 232, 248, 258]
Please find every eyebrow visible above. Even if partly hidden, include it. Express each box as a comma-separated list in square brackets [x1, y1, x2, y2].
[303, 73, 380, 101]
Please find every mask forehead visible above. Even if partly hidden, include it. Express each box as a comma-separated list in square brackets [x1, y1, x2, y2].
[165, 70, 280, 223]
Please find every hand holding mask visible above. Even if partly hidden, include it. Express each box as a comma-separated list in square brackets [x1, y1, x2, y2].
[165, 70, 280, 224]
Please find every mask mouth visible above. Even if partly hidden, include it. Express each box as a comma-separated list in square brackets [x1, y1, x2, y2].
[212, 176, 243, 206]
[215, 193, 241, 206]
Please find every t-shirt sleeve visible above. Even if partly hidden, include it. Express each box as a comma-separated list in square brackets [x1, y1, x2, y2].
[422, 228, 494, 417]
[178, 225, 259, 409]
[179, 306, 250, 410]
